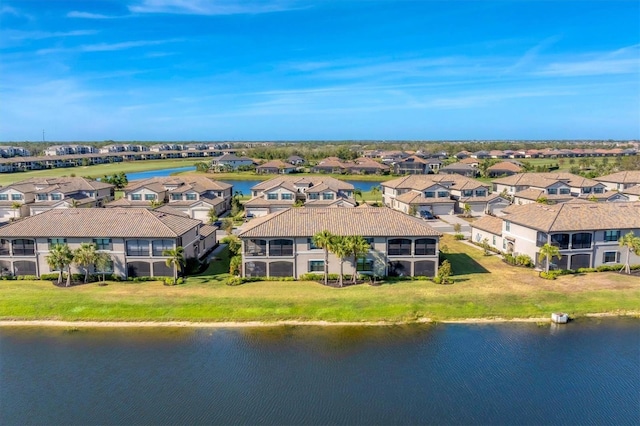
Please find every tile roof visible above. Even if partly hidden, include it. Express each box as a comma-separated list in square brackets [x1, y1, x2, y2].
[492, 172, 601, 189]
[239, 207, 442, 238]
[512, 188, 572, 202]
[0, 208, 201, 238]
[503, 202, 640, 232]
[382, 174, 483, 190]
[125, 175, 231, 192]
[471, 216, 503, 235]
[395, 191, 455, 205]
[487, 161, 523, 172]
[250, 176, 354, 191]
[596, 171, 640, 184]
[622, 185, 640, 196]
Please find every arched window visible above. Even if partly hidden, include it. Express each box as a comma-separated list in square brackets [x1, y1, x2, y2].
[245, 239, 267, 256]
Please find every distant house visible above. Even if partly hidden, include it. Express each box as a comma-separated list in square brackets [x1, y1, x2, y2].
[487, 161, 523, 178]
[393, 156, 431, 175]
[596, 171, 640, 191]
[439, 163, 479, 178]
[347, 158, 390, 175]
[311, 157, 347, 174]
[287, 155, 305, 165]
[211, 154, 254, 171]
[256, 160, 297, 174]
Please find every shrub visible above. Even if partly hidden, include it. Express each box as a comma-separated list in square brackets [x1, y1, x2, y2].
[16, 275, 38, 281]
[225, 276, 243, 286]
[539, 270, 564, 280]
[454, 234, 465, 240]
[40, 273, 60, 281]
[515, 254, 533, 267]
[433, 276, 442, 284]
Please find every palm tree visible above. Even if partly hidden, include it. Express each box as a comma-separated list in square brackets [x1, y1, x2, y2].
[163, 246, 184, 285]
[73, 242, 97, 283]
[94, 252, 113, 283]
[149, 199, 163, 208]
[207, 208, 218, 225]
[69, 199, 79, 208]
[328, 235, 350, 287]
[222, 217, 234, 235]
[346, 235, 370, 284]
[312, 230, 334, 286]
[370, 185, 381, 205]
[46, 243, 74, 286]
[538, 243, 562, 274]
[11, 202, 21, 220]
[353, 189, 363, 204]
[619, 232, 640, 274]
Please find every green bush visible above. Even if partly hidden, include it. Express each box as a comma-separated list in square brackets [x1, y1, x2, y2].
[225, 276, 243, 286]
[539, 270, 564, 280]
[16, 275, 38, 281]
[515, 254, 533, 267]
[454, 234, 465, 240]
[40, 273, 60, 281]
[433, 276, 442, 284]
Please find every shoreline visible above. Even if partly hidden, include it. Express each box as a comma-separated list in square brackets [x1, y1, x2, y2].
[1, 313, 637, 329]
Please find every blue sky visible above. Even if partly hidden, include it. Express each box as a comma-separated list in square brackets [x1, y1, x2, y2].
[1, 0, 639, 141]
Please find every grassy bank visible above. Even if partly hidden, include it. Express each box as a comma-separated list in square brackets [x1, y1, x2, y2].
[0, 159, 201, 186]
[1, 236, 638, 323]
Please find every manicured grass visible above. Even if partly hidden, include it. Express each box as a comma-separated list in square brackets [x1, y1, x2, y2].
[0, 159, 201, 186]
[1, 235, 638, 323]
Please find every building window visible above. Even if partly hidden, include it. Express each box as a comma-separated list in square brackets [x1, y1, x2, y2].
[356, 258, 374, 272]
[582, 187, 592, 194]
[48, 238, 67, 249]
[572, 233, 592, 249]
[551, 233, 570, 249]
[186, 193, 197, 200]
[604, 230, 621, 242]
[0, 194, 7, 201]
[11, 194, 22, 201]
[126, 239, 149, 256]
[144, 194, 156, 201]
[323, 192, 334, 200]
[505, 221, 511, 232]
[364, 237, 374, 246]
[493, 235, 496, 245]
[152, 239, 174, 256]
[593, 187, 604, 194]
[308, 193, 319, 200]
[309, 260, 324, 272]
[245, 239, 267, 256]
[475, 190, 486, 197]
[281, 193, 293, 200]
[131, 194, 142, 201]
[536, 232, 548, 247]
[12, 239, 35, 256]
[547, 188, 558, 195]
[462, 190, 473, 197]
[37, 194, 47, 201]
[267, 193, 278, 200]
[307, 238, 320, 250]
[0, 239, 9, 255]
[424, 191, 435, 198]
[171, 194, 181, 200]
[437, 191, 449, 198]
[559, 188, 570, 195]
[269, 239, 293, 256]
[414, 238, 436, 256]
[388, 238, 412, 256]
[603, 251, 620, 263]
[51, 193, 62, 201]
[93, 238, 112, 250]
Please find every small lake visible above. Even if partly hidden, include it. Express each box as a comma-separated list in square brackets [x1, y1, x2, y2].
[1, 319, 638, 425]
[126, 166, 196, 181]
[223, 179, 381, 195]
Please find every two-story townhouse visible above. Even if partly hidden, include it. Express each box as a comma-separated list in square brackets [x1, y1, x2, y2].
[0, 208, 216, 278]
[391, 183, 456, 217]
[493, 173, 607, 199]
[238, 208, 442, 279]
[392, 156, 432, 175]
[0, 178, 115, 221]
[471, 201, 640, 270]
[106, 176, 232, 219]
[245, 177, 355, 217]
[0, 146, 31, 157]
[439, 163, 479, 177]
[311, 157, 348, 174]
[211, 154, 254, 171]
[596, 171, 640, 191]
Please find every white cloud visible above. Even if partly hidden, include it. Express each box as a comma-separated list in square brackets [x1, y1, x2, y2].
[128, 0, 303, 15]
[4, 29, 98, 41]
[37, 39, 180, 55]
[67, 11, 120, 19]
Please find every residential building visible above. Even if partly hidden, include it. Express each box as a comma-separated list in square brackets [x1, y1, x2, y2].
[211, 153, 254, 171]
[244, 176, 355, 217]
[348, 157, 390, 175]
[106, 176, 232, 219]
[238, 207, 442, 278]
[596, 171, 640, 191]
[0, 208, 216, 278]
[439, 163, 479, 178]
[255, 159, 297, 174]
[470, 202, 640, 270]
[493, 173, 607, 198]
[287, 155, 305, 165]
[392, 155, 433, 175]
[0, 177, 115, 221]
[486, 161, 523, 177]
[311, 157, 347, 174]
[0, 146, 31, 157]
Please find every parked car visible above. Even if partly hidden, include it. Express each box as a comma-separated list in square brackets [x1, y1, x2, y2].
[245, 213, 255, 222]
[420, 211, 435, 220]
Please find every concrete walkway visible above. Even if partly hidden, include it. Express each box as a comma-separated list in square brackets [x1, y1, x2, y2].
[427, 214, 473, 238]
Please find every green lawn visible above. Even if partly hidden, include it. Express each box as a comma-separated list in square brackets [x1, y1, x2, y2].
[1, 235, 637, 323]
[0, 159, 201, 186]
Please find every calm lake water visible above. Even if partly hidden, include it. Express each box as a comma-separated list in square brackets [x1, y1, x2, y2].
[126, 166, 196, 181]
[224, 179, 380, 195]
[1, 319, 638, 425]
